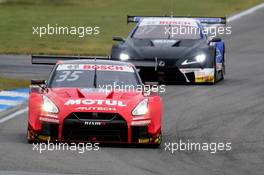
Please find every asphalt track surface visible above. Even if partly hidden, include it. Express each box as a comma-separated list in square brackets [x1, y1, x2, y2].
[0, 6, 264, 175]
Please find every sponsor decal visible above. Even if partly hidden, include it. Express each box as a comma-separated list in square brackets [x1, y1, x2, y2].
[80, 88, 107, 93]
[180, 68, 201, 73]
[76, 106, 116, 111]
[40, 113, 58, 118]
[138, 138, 151, 144]
[195, 75, 214, 83]
[65, 99, 126, 107]
[39, 117, 59, 123]
[37, 135, 51, 141]
[131, 120, 151, 126]
[84, 121, 106, 126]
[140, 18, 196, 27]
[159, 21, 192, 26]
[57, 64, 134, 72]
[180, 68, 214, 75]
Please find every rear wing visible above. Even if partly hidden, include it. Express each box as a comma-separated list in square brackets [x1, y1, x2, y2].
[127, 15, 226, 25]
[31, 55, 110, 65]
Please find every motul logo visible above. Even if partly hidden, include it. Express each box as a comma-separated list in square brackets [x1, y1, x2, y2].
[84, 121, 104, 126]
[65, 99, 126, 107]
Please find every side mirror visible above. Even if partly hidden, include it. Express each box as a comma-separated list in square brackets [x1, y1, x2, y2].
[210, 37, 222, 43]
[31, 80, 46, 85]
[142, 82, 159, 96]
[113, 36, 125, 42]
[30, 80, 47, 93]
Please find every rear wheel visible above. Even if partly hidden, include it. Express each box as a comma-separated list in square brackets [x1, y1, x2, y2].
[219, 71, 224, 81]
[218, 45, 226, 82]
[219, 56, 226, 81]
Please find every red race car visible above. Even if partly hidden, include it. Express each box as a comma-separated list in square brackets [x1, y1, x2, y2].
[27, 57, 162, 146]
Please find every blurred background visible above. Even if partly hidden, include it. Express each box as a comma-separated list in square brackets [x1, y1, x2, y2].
[0, 0, 262, 55]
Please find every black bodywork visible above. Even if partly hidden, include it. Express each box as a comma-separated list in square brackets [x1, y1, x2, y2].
[110, 16, 226, 83]
[111, 37, 216, 82]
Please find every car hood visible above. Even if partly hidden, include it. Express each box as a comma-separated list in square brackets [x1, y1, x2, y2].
[125, 38, 207, 59]
[46, 88, 143, 112]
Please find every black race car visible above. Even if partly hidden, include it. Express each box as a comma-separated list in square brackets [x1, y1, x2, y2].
[111, 16, 226, 83]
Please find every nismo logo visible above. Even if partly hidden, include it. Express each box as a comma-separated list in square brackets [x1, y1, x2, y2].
[84, 121, 105, 126]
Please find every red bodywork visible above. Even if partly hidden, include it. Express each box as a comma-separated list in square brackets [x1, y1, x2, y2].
[28, 63, 162, 144]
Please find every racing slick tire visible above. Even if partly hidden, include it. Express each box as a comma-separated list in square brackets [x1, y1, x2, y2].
[27, 124, 38, 144]
[215, 56, 225, 83]
[27, 125, 35, 144]
[219, 54, 226, 81]
[212, 49, 220, 84]
[214, 47, 225, 83]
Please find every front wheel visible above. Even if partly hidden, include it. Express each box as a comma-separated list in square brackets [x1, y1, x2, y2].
[150, 132, 162, 148]
[211, 55, 218, 84]
[27, 124, 37, 144]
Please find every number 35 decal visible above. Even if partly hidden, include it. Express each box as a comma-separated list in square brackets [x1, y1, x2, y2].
[56, 71, 83, 82]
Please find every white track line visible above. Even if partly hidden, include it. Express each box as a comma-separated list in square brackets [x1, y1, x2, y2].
[228, 2, 264, 22]
[0, 99, 23, 106]
[0, 91, 28, 98]
[0, 3, 264, 124]
[0, 107, 28, 124]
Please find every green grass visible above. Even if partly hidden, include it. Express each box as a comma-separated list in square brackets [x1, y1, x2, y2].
[0, 0, 262, 55]
[0, 77, 29, 90]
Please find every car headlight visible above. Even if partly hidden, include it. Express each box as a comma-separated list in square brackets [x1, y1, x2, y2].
[42, 96, 59, 114]
[119, 53, 130, 61]
[181, 53, 207, 65]
[132, 99, 148, 116]
[195, 54, 206, 63]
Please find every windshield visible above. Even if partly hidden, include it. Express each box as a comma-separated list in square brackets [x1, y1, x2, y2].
[132, 25, 201, 40]
[49, 64, 140, 88]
